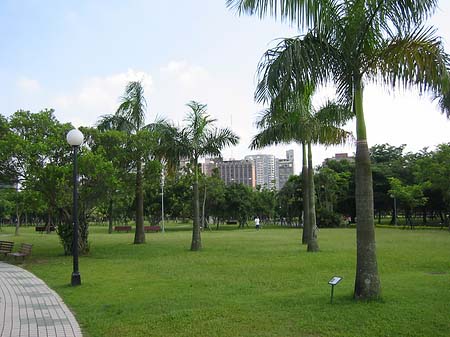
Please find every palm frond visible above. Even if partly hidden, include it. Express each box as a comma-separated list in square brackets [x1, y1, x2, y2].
[96, 114, 134, 133]
[375, 26, 450, 101]
[116, 81, 147, 131]
[376, 0, 438, 34]
[314, 100, 354, 127]
[255, 33, 347, 104]
[226, 0, 338, 30]
[200, 128, 240, 157]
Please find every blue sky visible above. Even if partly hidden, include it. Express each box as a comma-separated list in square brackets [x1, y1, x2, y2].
[1, 1, 450, 169]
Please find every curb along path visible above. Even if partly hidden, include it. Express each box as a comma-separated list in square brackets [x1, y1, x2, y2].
[0, 261, 82, 337]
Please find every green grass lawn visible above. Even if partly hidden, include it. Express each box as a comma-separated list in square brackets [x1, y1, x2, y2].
[1, 225, 449, 337]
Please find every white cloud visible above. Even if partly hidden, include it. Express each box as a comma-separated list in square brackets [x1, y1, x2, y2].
[17, 77, 41, 92]
[160, 60, 209, 89]
[51, 69, 153, 127]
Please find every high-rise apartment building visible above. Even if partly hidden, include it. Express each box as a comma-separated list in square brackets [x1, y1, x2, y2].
[278, 150, 294, 190]
[217, 159, 256, 188]
[245, 154, 278, 190]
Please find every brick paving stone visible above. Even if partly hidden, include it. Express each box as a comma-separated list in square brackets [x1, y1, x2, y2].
[0, 261, 83, 337]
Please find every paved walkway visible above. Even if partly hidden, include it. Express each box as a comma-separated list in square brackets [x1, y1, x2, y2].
[0, 261, 82, 337]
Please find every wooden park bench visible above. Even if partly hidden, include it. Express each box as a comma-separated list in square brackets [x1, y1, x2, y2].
[114, 225, 132, 233]
[8, 243, 33, 261]
[144, 225, 161, 232]
[0, 241, 14, 257]
[35, 225, 56, 232]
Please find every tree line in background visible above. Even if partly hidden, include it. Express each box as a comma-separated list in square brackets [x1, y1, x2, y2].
[1, 108, 449, 239]
[0, 81, 239, 254]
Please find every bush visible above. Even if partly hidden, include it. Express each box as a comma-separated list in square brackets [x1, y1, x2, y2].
[316, 208, 342, 228]
[57, 215, 89, 256]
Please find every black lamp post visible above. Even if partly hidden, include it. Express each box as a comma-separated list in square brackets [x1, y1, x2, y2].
[161, 165, 165, 233]
[66, 128, 84, 286]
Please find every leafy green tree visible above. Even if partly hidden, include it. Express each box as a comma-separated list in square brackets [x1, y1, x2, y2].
[413, 143, 450, 228]
[200, 168, 227, 229]
[0, 110, 73, 235]
[83, 128, 131, 233]
[0, 189, 14, 225]
[253, 187, 277, 223]
[277, 175, 303, 226]
[224, 183, 254, 228]
[228, 0, 450, 300]
[388, 178, 428, 228]
[324, 159, 356, 222]
[370, 144, 411, 224]
[97, 81, 180, 244]
[165, 170, 193, 222]
[178, 101, 239, 251]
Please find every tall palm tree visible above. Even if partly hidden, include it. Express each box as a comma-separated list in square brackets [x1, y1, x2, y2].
[251, 89, 352, 252]
[179, 101, 239, 251]
[97, 81, 180, 244]
[228, 0, 450, 299]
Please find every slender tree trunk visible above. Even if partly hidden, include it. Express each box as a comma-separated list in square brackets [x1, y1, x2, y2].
[134, 158, 145, 244]
[191, 159, 202, 251]
[202, 185, 207, 229]
[353, 79, 381, 300]
[108, 198, 113, 234]
[390, 206, 395, 225]
[307, 143, 319, 252]
[46, 213, 51, 234]
[301, 142, 310, 244]
[15, 204, 20, 236]
[422, 207, 427, 225]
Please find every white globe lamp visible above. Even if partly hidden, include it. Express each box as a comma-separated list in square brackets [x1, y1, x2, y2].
[66, 129, 84, 146]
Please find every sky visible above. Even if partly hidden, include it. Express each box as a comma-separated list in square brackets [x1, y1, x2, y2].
[1, 0, 450, 172]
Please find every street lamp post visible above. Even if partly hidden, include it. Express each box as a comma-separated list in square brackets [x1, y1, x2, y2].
[161, 165, 165, 233]
[66, 128, 84, 286]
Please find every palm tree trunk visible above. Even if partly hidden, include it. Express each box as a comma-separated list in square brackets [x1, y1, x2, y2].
[134, 158, 145, 244]
[353, 79, 381, 299]
[191, 160, 202, 251]
[301, 142, 310, 244]
[307, 143, 319, 252]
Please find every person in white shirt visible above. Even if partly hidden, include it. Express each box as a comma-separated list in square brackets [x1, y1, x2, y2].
[254, 216, 260, 230]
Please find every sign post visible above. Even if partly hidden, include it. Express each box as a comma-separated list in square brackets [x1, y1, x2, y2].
[328, 276, 342, 303]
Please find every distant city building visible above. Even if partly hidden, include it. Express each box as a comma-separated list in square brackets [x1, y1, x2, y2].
[325, 153, 355, 163]
[245, 154, 278, 190]
[217, 159, 256, 188]
[286, 149, 294, 162]
[201, 157, 222, 177]
[278, 150, 294, 190]
[199, 150, 294, 190]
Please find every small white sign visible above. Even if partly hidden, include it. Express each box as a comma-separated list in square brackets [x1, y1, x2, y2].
[328, 276, 342, 285]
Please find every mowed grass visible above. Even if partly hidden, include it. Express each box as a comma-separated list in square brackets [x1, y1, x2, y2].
[1, 225, 449, 337]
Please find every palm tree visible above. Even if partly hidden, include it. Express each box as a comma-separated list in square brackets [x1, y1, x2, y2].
[97, 81, 180, 244]
[228, 0, 450, 300]
[251, 89, 352, 252]
[179, 101, 239, 251]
